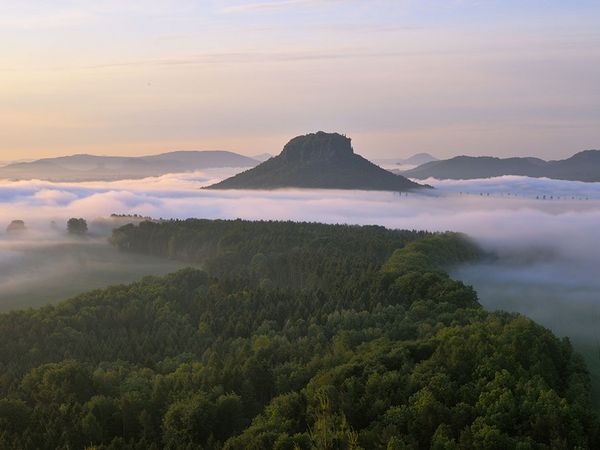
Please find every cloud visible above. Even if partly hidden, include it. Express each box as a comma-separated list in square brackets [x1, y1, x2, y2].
[33, 189, 79, 205]
[419, 175, 599, 200]
[221, 0, 337, 14]
[46, 48, 440, 73]
[0, 170, 599, 245]
[0, 9, 94, 29]
[0, 1, 196, 29]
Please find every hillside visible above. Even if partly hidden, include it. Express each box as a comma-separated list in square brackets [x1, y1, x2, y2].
[403, 150, 600, 182]
[207, 132, 426, 191]
[0, 219, 596, 449]
[0, 151, 258, 182]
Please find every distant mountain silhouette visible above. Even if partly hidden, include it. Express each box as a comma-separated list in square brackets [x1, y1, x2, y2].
[0, 151, 258, 182]
[402, 150, 600, 182]
[375, 153, 438, 167]
[207, 132, 426, 191]
[399, 153, 438, 166]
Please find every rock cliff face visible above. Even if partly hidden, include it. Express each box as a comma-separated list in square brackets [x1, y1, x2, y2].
[280, 132, 354, 162]
[208, 131, 427, 191]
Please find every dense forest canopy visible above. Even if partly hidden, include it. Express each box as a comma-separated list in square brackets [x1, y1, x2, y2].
[0, 219, 597, 449]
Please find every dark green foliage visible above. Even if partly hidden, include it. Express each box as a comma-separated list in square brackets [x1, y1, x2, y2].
[207, 131, 425, 191]
[0, 220, 597, 449]
[382, 233, 482, 274]
[67, 217, 88, 235]
[110, 218, 429, 290]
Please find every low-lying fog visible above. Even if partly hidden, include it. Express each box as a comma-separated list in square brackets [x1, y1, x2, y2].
[0, 235, 185, 312]
[1, 168, 599, 401]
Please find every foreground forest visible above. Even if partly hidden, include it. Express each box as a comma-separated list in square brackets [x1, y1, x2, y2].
[0, 220, 598, 449]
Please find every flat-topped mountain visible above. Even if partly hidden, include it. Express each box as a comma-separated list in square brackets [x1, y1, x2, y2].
[403, 150, 600, 182]
[0, 151, 258, 182]
[207, 132, 426, 191]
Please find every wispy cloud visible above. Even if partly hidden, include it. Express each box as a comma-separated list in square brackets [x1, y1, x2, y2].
[0, 1, 196, 30]
[0, 10, 95, 29]
[221, 0, 337, 14]
[13, 48, 458, 73]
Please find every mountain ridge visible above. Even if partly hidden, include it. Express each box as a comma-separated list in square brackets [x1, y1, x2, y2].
[0, 150, 259, 182]
[403, 150, 600, 182]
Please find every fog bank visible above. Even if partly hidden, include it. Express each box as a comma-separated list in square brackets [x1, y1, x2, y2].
[0, 234, 185, 311]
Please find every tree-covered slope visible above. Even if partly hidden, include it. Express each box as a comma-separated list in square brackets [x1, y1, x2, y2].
[0, 220, 597, 449]
[207, 132, 426, 191]
[403, 150, 600, 182]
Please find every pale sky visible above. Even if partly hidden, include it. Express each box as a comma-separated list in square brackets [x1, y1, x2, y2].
[1, 0, 599, 160]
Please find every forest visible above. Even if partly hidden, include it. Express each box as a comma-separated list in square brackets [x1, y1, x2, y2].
[0, 219, 597, 449]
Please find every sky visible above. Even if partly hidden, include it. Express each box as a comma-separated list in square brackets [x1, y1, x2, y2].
[1, 0, 599, 160]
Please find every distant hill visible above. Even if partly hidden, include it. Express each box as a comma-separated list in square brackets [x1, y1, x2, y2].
[402, 150, 600, 182]
[398, 152, 438, 166]
[0, 151, 258, 182]
[375, 152, 438, 168]
[207, 132, 427, 191]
